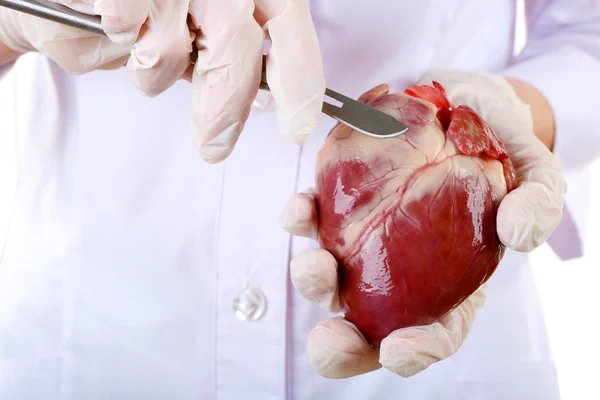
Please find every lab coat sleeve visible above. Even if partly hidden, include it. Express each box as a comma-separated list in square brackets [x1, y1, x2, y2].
[499, 0, 600, 260]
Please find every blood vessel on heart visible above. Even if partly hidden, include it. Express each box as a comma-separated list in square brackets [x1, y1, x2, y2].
[314, 82, 518, 347]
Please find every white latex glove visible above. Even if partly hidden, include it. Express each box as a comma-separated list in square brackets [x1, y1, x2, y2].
[279, 68, 566, 379]
[187, 0, 325, 163]
[0, 1, 193, 96]
[0, 1, 326, 165]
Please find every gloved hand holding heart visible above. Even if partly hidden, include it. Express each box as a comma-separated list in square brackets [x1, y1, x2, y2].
[281, 68, 566, 379]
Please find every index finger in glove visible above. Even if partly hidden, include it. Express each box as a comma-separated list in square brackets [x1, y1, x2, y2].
[256, 0, 326, 145]
[379, 285, 487, 378]
[189, 0, 264, 164]
[417, 69, 567, 252]
[127, 0, 194, 97]
[57, 0, 193, 96]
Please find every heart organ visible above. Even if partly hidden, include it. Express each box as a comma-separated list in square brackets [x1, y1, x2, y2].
[315, 82, 518, 347]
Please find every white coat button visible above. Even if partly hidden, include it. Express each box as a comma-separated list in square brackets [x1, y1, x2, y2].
[233, 285, 267, 321]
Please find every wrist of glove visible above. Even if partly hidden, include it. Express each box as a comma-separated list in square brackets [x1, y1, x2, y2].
[280, 68, 567, 379]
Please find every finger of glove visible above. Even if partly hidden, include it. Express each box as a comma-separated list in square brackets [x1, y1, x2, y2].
[290, 248, 342, 313]
[257, 0, 326, 145]
[279, 189, 317, 239]
[189, 0, 264, 164]
[307, 317, 381, 379]
[56, 0, 147, 46]
[127, 0, 194, 97]
[380, 285, 486, 377]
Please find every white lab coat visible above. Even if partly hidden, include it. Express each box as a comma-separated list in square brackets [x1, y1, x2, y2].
[1, 0, 599, 399]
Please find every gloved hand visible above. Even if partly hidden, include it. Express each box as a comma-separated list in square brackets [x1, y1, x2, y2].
[279, 68, 566, 379]
[0, 0, 193, 96]
[0, 0, 326, 165]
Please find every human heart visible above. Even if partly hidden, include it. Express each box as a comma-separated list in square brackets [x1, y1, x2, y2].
[314, 82, 518, 347]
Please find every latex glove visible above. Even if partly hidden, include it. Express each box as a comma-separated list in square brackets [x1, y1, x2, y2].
[0, 0, 325, 165]
[187, 0, 325, 163]
[279, 69, 566, 379]
[0, 0, 193, 96]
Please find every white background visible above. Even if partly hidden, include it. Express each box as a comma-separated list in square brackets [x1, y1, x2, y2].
[0, 2, 599, 398]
